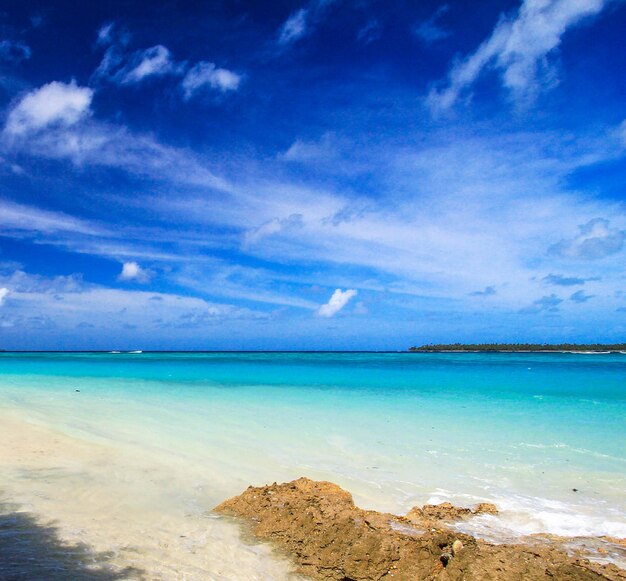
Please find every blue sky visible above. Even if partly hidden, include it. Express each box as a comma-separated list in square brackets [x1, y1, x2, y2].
[0, 0, 625, 350]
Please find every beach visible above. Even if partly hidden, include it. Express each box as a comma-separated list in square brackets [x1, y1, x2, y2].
[1, 352, 625, 578]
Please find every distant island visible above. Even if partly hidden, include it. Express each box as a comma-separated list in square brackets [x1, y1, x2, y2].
[409, 343, 626, 352]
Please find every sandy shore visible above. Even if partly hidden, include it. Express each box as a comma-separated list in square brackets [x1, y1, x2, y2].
[0, 411, 302, 580]
[1, 409, 625, 579]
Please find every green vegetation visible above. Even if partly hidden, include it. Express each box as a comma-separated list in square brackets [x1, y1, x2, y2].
[409, 343, 626, 352]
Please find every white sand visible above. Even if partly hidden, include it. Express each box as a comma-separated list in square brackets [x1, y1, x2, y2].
[0, 410, 301, 580]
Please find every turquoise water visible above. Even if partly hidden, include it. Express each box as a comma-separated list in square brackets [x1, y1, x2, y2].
[1, 352, 625, 547]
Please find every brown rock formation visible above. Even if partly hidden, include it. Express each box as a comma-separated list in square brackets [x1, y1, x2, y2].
[214, 477, 626, 581]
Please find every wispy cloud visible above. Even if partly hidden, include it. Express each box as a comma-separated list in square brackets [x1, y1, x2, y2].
[1, 81, 229, 191]
[0, 288, 9, 306]
[280, 133, 337, 163]
[356, 19, 381, 45]
[414, 5, 451, 44]
[0, 40, 31, 63]
[243, 214, 303, 248]
[93, 23, 239, 97]
[96, 22, 116, 46]
[317, 288, 357, 317]
[278, 9, 309, 45]
[0, 268, 266, 347]
[93, 24, 179, 85]
[116, 45, 180, 84]
[0, 199, 102, 236]
[428, 0, 614, 112]
[276, 0, 338, 48]
[181, 62, 242, 99]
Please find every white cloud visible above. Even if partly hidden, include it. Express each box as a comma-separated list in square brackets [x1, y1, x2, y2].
[118, 45, 178, 84]
[0, 288, 9, 306]
[4, 81, 93, 136]
[118, 261, 152, 283]
[429, 0, 613, 112]
[278, 9, 309, 45]
[181, 62, 242, 99]
[317, 288, 357, 317]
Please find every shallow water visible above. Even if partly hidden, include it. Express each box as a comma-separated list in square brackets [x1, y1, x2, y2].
[1, 351, 625, 578]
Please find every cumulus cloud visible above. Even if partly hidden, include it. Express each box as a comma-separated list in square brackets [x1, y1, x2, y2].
[317, 288, 357, 317]
[4, 81, 93, 136]
[0, 288, 9, 306]
[549, 218, 625, 260]
[414, 5, 452, 44]
[118, 261, 152, 283]
[0, 40, 31, 63]
[570, 290, 594, 303]
[428, 0, 613, 112]
[279, 9, 309, 45]
[519, 293, 563, 314]
[181, 62, 242, 99]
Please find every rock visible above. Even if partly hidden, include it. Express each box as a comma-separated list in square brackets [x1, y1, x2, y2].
[214, 477, 626, 581]
[405, 500, 498, 528]
[451, 539, 463, 556]
[475, 502, 498, 515]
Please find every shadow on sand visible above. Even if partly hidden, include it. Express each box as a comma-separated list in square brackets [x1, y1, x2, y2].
[0, 503, 142, 580]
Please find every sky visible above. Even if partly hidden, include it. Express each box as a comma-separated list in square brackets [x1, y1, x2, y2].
[0, 0, 625, 350]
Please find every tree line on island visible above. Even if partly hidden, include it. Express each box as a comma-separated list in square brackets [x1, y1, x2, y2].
[409, 343, 626, 352]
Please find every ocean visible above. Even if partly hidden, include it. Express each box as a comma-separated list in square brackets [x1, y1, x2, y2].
[0, 351, 625, 578]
